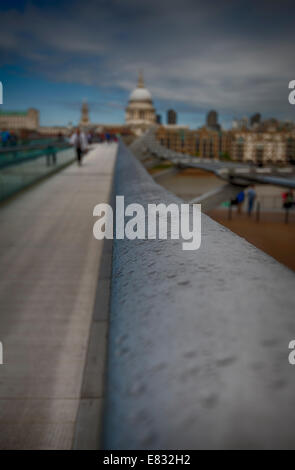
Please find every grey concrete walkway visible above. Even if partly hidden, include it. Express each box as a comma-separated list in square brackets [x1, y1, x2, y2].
[0, 143, 117, 449]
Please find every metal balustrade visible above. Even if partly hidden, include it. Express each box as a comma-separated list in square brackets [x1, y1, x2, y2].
[0, 145, 75, 201]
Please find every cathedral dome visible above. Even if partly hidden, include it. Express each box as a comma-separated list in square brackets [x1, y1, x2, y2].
[129, 87, 152, 102]
[128, 71, 152, 102]
[125, 71, 157, 136]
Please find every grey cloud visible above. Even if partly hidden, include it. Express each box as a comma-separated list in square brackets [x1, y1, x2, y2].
[0, 0, 294, 121]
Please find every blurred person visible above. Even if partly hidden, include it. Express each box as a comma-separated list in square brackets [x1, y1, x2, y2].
[247, 185, 256, 216]
[9, 132, 18, 159]
[282, 189, 294, 209]
[46, 143, 57, 166]
[87, 132, 93, 144]
[1, 129, 10, 147]
[236, 190, 245, 214]
[70, 128, 87, 166]
[9, 132, 18, 146]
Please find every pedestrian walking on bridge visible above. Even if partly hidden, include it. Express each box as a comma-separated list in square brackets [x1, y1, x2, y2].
[70, 128, 87, 166]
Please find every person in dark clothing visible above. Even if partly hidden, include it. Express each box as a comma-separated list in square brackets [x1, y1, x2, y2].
[70, 128, 87, 166]
[76, 137, 82, 166]
[247, 185, 257, 216]
[236, 190, 245, 214]
[282, 190, 294, 209]
[46, 144, 57, 166]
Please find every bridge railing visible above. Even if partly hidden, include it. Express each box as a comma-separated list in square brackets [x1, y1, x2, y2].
[0, 140, 71, 168]
[102, 140, 295, 449]
[131, 128, 295, 189]
[0, 145, 75, 202]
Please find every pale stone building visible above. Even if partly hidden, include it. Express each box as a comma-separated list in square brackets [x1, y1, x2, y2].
[0, 108, 39, 130]
[231, 131, 292, 164]
[38, 126, 70, 136]
[79, 101, 90, 128]
[125, 72, 156, 136]
[156, 125, 232, 159]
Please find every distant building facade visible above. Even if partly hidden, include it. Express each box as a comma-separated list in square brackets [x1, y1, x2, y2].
[195, 127, 231, 158]
[231, 129, 294, 164]
[167, 109, 177, 125]
[232, 116, 248, 130]
[125, 72, 156, 136]
[38, 126, 70, 136]
[79, 101, 90, 128]
[0, 108, 39, 130]
[157, 123, 295, 164]
[230, 118, 295, 164]
[156, 126, 194, 155]
[156, 114, 162, 124]
[206, 110, 220, 131]
[156, 126, 232, 159]
[250, 113, 261, 128]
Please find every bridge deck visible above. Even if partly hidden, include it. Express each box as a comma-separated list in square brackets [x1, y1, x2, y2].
[0, 144, 116, 449]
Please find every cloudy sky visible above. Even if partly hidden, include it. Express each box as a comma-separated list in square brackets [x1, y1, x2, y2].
[0, 0, 294, 127]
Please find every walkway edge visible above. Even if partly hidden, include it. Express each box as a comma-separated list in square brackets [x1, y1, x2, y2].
[72, 150, 117, 450]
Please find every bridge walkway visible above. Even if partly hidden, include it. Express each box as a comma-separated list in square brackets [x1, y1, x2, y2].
[0, 143, 117, 449]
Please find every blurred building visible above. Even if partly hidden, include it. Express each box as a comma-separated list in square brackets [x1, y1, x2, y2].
[0, 108, 39, 130]
[79, 101, 90, 128]
[156, 126, 232, 159]
[286, 136, 295, 163]
[156, 114, 162, 124]
[250, 113, 261, 128]
[38, 126, 70, 136]
[125, 72, 156, 136]
[206, 110, 220, 131]
[167, 109, 177, 125]
[196, 127, 231, 158]
[156, 126, 193, 154]
[231, 128, 295, 164]
[257, 118, 279, 132]
[156, 119, 295, 165]
[232, 116, 248, 130]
